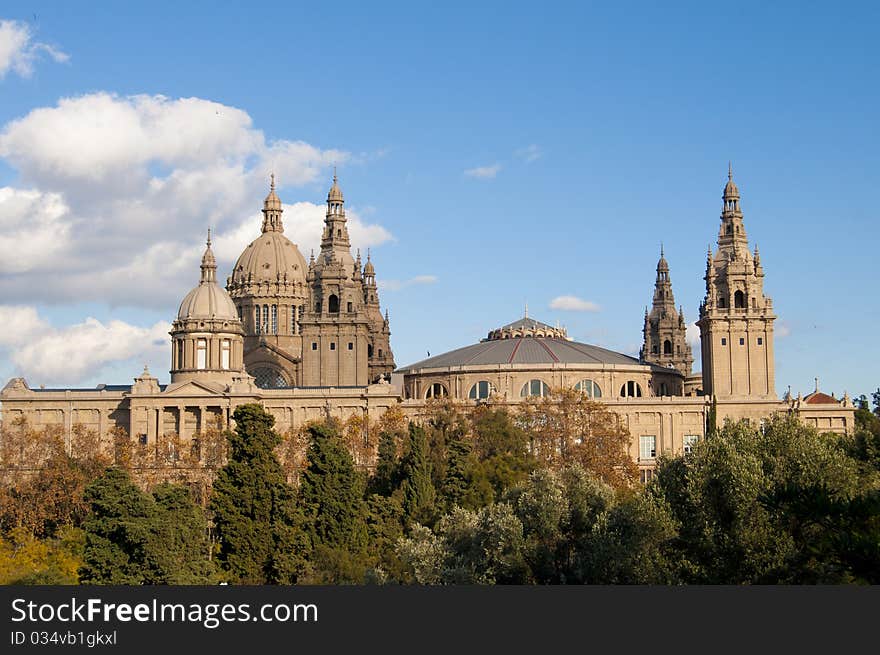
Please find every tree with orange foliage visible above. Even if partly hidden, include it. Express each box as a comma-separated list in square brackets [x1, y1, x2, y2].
[518, 387, 638, 490]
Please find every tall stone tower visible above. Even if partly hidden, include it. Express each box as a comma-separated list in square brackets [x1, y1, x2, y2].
[697, 166, 776, 399]
[300, 174, 395, 386]
[226, 177, 309, 388]
[640, 246, 693, 389]
[171, 232, 246, 385]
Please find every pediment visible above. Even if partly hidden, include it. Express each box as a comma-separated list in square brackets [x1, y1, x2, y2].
[162, 379, 226, 397]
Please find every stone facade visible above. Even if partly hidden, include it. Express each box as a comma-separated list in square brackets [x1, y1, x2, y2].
[0, 168, 856, 478]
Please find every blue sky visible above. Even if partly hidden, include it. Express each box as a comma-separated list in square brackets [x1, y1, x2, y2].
[0, 1, 877, 399]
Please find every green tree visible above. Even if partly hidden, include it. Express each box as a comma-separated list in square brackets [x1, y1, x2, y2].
[368, 431, 400, 497]
[210, 404, 304, 584]
[469, 407, 535, 501]
[297, 421, 370, 583]
[399, 424, 436, 526]
[654, 414, 869, 583]
[78, 467, 155, 585]
[148, 484, 213, 584]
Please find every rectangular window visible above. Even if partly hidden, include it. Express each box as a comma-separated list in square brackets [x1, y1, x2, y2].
[757, 337, 763, 345]
[348, 342, 353, 350]
[196, 339, 207, 369]
[271, 305, 278, 334]
[739, 337, 745, 345]
[347, 301, 353, 313]
[639, 435, 656, 460]
[330, 342, 336, 351]
[640, 469, 654, 484]
[683, 434, 699, 454]
[291, 305, 296, 334]
[721, 338, 727, 346]
[254, 306, 261, 334]
[138, 434, 147, 445]
[312, 342, 318, 350]
[221, 339, 230, 369]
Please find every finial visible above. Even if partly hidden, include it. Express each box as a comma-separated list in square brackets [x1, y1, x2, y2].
[270, 172, 275, 191]
[524, 302, 528, 319]
[660, 242, 664, 257]
[206, 227, 212, 248]
[367, 248, 371, 262]
[815, 377, 819, 393]
[728, 161, 732, 180]
[142, 363, 150, 376]
[333, 165, 337, 184]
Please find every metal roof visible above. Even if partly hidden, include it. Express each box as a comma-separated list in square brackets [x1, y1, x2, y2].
[397, 337, 674, 373]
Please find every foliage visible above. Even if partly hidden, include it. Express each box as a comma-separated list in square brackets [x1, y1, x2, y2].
[78, 467, 213, 585]
[209, 404, 304, 584]
[399, 423, 437, 527]
[0, 527, 84, 585]
[518, 388, 637, 489]
[297, 421, 369, 582]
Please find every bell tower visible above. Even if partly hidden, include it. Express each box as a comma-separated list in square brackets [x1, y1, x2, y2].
[697, 166, 776, 399]
[641, 245, 693, 383]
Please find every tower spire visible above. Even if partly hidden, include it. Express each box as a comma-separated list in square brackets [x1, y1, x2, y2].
[261, 174, 284, 233]
[200, 229, 217, 284]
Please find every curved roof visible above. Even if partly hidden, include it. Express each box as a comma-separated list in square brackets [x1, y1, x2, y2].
[232, 231, 308, 285]
[397, 336, 674, 374]
[177, 281, 238, 320]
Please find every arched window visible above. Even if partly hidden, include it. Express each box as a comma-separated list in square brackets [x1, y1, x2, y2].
[520, 379, 550, 398]
[468, 380, 492, 400]
[734, 290, 745, 308]
[425, 383, 448, 399]
[574, 379, 602, 398]
[315, 300, 321, 313]
[196, 339, 207, 369]
[253, 368, 288, 389]
[378, 349, 383, 358]
[663, 339, 672, 354]
[329, 294, 340, 313]
[620, 381, 643, 398]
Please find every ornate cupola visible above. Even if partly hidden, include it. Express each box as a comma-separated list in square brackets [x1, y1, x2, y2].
[226, 177, 310, 389]
[170, 231, 246, 385]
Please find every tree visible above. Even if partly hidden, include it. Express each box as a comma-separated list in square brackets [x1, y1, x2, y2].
[147, 484, 213, 584]
[210, 404, 304, 584]
[368, 431, 401, 497]
[79, 467, 156, 585]
[399, 424, 436, 527]
[296, 420, 372, 583]
[518, 388, 637, 490]
[468, 406, 534, 501]
[79, 467, 214, 585]
[653, 414, 871, 583]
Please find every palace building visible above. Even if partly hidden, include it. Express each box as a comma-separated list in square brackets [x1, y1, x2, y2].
[0, 169, 856, 477]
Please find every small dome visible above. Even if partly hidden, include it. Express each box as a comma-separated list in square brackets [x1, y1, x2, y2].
[232, 231, 308, 285]
[723, 163, 739, 198]
[264, 187, 282, 212]
[328, 172, 344, 202]
[364, 257, 375, 277]
[177, 282, 239, 320]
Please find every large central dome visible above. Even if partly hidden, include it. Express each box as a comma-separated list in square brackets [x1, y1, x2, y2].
[232, 232, 308, 286]
[231, 178, 308, 286]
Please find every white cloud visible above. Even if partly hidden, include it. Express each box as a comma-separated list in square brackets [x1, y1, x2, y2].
[777, 322, 791, 338]
[0, 92, 394, 308]
[379, 275, 438, 292]
[0, 19, 68, 79]
[549, 295, 601, 312]
[0, 305, 169, 385]
[464, 163, 501, 179]
[515, 144, 542, 163]
[686, 322, 701, 350]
